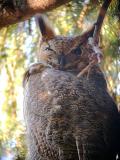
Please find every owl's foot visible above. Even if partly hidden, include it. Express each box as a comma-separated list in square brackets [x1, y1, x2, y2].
[23, 62, 52, 87]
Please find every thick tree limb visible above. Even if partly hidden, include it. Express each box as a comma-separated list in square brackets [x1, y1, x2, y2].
[0, 0, 71, 28]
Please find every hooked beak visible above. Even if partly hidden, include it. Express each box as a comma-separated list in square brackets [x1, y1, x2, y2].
[58, 53, 66, 70]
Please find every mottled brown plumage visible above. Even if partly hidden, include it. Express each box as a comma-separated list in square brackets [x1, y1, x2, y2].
[23, 15, 120, 160]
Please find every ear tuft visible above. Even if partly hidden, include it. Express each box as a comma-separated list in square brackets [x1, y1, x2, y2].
[35, 14, 55, 40]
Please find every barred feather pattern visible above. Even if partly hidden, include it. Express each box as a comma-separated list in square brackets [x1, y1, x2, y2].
[24, 67, 120, 160]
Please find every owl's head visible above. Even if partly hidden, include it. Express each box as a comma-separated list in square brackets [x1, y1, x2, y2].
[36, 15, 102, 73]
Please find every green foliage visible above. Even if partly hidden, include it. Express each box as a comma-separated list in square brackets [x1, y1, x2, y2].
[0, 24, 28, 159]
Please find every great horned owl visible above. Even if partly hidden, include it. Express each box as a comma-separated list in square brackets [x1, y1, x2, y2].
[23, 15, 120, 160]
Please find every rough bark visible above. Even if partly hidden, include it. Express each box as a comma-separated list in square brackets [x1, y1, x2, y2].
[0, 0, 71, 28]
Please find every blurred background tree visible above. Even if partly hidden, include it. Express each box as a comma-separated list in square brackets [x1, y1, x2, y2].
[0, 0, 119, 159]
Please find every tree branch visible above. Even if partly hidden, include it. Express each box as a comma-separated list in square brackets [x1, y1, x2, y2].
[93, 0, 112, 43]
[0, 0, 71, 28]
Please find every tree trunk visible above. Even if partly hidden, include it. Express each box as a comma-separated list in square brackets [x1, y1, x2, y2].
[0, 0, 71, 28]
